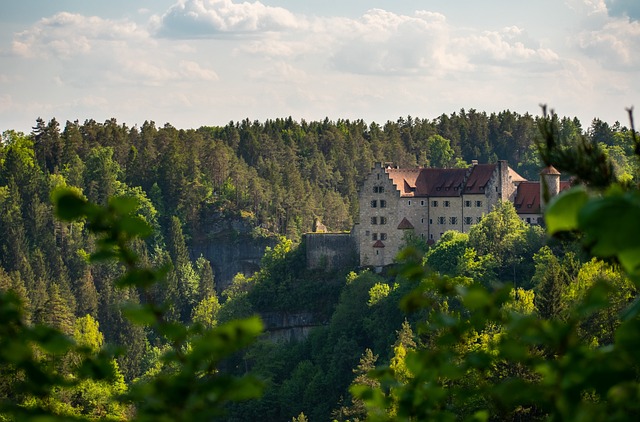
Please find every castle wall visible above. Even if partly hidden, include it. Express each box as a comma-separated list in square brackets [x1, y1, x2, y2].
[460, 193, 489, 232]
[305, 233, 357, 270]
[352, 161, 540, 267]
[355, 162, 401, 267]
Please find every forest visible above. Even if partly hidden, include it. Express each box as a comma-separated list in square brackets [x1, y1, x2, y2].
[1, 109, 640, 421]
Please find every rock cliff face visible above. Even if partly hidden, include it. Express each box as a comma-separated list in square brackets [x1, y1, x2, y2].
[260, 312, 321, 342]
[191, 212, 277, 292]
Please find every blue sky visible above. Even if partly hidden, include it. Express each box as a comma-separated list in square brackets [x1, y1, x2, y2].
[1, 0, 638, 133]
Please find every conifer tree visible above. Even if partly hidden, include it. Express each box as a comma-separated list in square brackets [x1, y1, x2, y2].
[196, 255, 215, 299]
[44, 282, 75, 336]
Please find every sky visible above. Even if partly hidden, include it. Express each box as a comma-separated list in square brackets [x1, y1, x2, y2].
[0, 0, 639, 133]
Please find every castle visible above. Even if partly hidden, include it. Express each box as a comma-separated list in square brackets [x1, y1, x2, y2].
[353, 161, 568, 267]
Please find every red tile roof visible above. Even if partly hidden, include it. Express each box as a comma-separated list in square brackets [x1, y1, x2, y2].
[387, 167, 468, 197]
[514, 182, 540, 214]
[384, 162, 527, 199]
[509, 167, 527, 182]
[540, 165, 561, 175]
[463, 164, 497, 195]
[397, 217, 414, 229]
[385, 168, 421, 196]
[514, 180, 571, 214]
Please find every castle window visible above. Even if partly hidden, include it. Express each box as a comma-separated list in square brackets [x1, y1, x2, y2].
[431, 200, 438, 207]
[464, 200, 471, 207]
[377, 174, 380, 180]
[380, 217, 387, 225]
[380, 200, 387, 208]
[365, 230, 370, 236]
[421, 200, 425, 206]
[372, 233, 378, 240]
[371, 200, 377, 208]
[376, 250, 379, 255]
[380, 186, 385, 193]
[371, 217, 378, 225]
[449, 217, 458, 225]
[496, 187, 499, 192]
[537, 217, 543, 225]
[408, 200, 411, 206]
[475, 200, 482, 207]
[421, 218, 424, 224]
[464, 217, 472, 225]
[476, 217, 482, 223]
[444, 200, 450, 207]
[429, 219, 433, 224]
[526, 218, 531, 224]
[380, 233, 387, 240]
[430, 234, 433, 239]
[438, 216, 445, 224]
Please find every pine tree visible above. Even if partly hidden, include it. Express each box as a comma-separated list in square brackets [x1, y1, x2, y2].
[44, 283, 75, 336]
[196, 255, 215, 299]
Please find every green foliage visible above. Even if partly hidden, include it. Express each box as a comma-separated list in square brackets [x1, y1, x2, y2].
[350, 109, 640, 421]
[426, 135, 455, 168]
[0, 188, 264, 421]
[2, 111, 639, 421]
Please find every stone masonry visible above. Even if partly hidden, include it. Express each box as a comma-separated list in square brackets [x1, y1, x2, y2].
[353, 161, 561, 268]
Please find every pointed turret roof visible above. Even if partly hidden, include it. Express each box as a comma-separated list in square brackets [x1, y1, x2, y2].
[373, 240, 385, 248]
[540, 165, 560, 175]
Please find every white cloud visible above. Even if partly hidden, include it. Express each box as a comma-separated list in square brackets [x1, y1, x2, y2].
[455, 26, 560, 70]
[152, 0, 302, 38]
[569, 0, 640, 69]
[12, 12, 147, 59]
[179, 60, 219, 80]
[0, 94, 13, 113]
[323, 10, 561, 76]
[247, 61, 306, 83]
[327, 9, 455, 75]
[576, 18, 640, 68]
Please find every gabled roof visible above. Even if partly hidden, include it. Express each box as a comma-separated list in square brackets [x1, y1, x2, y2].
[397, 217, 414, 230]
[419, 168, 467, 197]
[386, 167, 467, 197]
[513, 181, 540, 214]
[384, 162, 524, 198]
[514, 180, 572, 214]
[509, 167, 527, 182]
[385, 168, 421, 196]
[464, 164, 497, 194]
[373, 240, 385, 248]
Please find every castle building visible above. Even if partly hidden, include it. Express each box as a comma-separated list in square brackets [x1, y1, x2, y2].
[354, 161, 567, 267]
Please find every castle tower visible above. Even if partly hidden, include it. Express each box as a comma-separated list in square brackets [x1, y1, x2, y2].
[540, 166, 561, 209]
